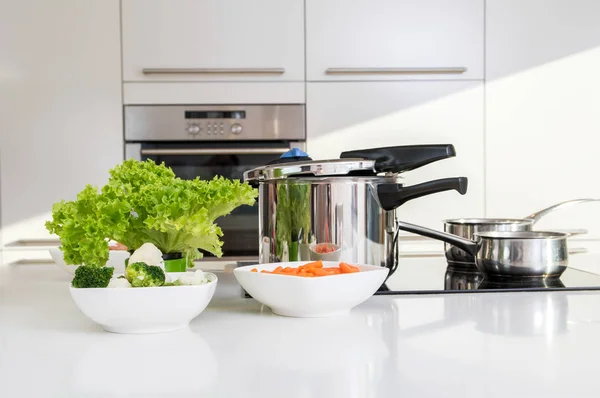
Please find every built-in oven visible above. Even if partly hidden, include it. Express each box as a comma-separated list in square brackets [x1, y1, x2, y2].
[124, 104, 306, 261]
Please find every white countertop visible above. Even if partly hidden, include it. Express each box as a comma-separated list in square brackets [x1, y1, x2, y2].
[3, 262, 600, 397]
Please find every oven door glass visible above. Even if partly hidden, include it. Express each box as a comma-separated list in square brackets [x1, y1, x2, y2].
[140, 142, 290, 259]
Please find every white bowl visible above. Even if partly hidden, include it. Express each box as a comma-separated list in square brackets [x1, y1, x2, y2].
[69, 273, 217, 334]
[308, 242, 342, 261]
[233, 262, 388, 318]
[50, 247, 129, 275]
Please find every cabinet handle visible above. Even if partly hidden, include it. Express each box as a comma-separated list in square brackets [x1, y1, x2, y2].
[142, 68, 285, 75]
[5, 239, 61, 247]
[11, 259, 55, 265]
[140, 148, 290, 156]
[325, 67, 467, 75]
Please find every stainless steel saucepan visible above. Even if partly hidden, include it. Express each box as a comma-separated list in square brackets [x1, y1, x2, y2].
[397, 221, 569, 278]
[443, 198, 600, 265]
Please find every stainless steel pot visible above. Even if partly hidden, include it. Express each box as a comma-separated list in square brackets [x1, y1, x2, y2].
[443, 198, 599, 266]
[396, 221, 569, 278]
[244, 145, 469, 275]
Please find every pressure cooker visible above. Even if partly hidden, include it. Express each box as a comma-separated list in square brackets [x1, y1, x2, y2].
[243, 144, 469, 276]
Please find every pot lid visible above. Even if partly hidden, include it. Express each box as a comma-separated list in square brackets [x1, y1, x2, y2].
[243, 144, 457, 182]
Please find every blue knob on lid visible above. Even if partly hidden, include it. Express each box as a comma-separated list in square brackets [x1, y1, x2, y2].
[281, 148, 309, 158]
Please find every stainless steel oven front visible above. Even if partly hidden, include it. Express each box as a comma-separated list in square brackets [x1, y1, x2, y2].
[124, 104, 306, 261]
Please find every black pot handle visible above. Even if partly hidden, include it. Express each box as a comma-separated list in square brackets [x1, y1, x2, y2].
[340, 144, 456, 174]
[377, 177, 468, 211]
[396, 220, 480, 256]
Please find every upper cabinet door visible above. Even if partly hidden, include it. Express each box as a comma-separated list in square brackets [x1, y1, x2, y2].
[306, 0, 484, 81]
[122, 0, 304, 82]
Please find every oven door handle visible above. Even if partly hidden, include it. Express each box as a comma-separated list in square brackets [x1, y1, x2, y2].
[140, 148, 290, 156]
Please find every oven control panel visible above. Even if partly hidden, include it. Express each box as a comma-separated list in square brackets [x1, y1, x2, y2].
[124, 105, 305, 142]
[185, 110, 244, 137]
[186, 122, 243, 137]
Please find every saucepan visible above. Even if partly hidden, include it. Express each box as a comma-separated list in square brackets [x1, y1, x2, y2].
[397, 221, 569, 278]
[443, 198, 600, 265]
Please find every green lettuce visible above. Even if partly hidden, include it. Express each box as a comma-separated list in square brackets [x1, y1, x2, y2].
[46, 159, 258, 267]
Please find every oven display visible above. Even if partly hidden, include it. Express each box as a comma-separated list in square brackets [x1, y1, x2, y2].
[185, 110, 246, 119]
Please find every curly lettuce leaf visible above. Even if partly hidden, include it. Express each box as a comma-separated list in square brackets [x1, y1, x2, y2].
[45, 185, 131, 267]
[47, 159, 259, 264]
[199, 176, 258, 222]
[108, 158, 176, 190]
[129, 175, 257, 258]
[144, 208, 224, 260]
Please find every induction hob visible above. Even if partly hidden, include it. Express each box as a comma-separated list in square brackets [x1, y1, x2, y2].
[378, 260, 600, 294]
[237, 254, 600, 296]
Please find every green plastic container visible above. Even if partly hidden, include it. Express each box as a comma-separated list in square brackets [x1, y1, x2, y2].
[163, 257, 187, 272]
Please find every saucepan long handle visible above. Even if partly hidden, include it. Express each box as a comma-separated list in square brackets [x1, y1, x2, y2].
[526, 199, 600, 223]
[396, 220, 480, 257]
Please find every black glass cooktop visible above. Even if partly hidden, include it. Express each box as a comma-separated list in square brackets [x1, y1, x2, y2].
[379, 262, 600, 294]
[237, 255, 600, 295]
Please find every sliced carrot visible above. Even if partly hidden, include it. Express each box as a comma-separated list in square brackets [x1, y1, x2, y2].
[256, 262, 361, 277]
[322, 268, 340, 274]
[312, 268, 332, 276]
[303, 260, 323, 268]
[339, 262, 360, 274]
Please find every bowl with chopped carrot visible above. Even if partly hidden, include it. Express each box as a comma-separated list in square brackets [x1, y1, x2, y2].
[308, 242, 342, 261]
[233, 260, 389, 318]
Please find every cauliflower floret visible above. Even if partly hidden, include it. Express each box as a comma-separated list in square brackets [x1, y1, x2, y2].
[175, 270, 209, 286]
[128, 243, 164, 269]
[107, 276, 132, 288]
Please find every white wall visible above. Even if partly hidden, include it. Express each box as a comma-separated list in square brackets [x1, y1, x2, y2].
[0, 0, 124, 255]
[486, 0, 600, 243]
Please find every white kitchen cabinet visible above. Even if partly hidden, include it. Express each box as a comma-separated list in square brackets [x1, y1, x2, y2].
[122, 0, 304, 82]
[0, 0, 123, 248]
[306, 0, 484, 81]
[1, 249, 54, 266]
[307, 81, 484, 230]
[486, 0, 600, 239]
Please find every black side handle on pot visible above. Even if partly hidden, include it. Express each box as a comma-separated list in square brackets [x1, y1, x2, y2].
[340, 144, 456, 174]
[377, 177, 468, 211]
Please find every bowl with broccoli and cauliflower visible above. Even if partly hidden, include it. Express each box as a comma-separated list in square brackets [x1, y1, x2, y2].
[45, 159, 258, 333]
[69, 242, 218, 334]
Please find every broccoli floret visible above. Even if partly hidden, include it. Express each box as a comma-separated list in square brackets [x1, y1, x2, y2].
[72, 266, 114, 288]
[125, 261, 146, 282]
[125, 262, 165, 287]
